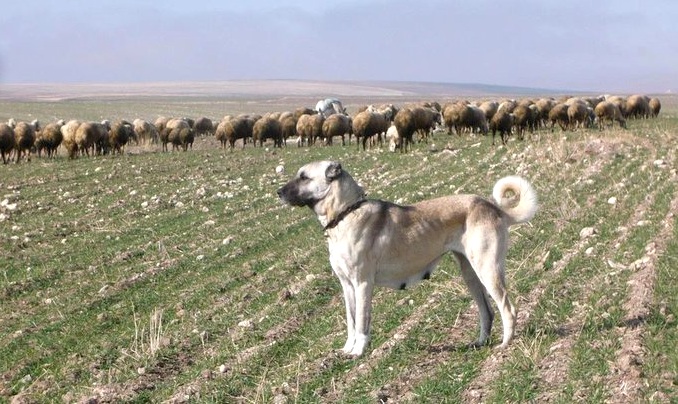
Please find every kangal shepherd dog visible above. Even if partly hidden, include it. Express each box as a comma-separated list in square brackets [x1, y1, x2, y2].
[277, 161, 538, 356]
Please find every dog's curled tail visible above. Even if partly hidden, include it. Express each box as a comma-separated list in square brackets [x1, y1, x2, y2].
[492, 176, 538, 225]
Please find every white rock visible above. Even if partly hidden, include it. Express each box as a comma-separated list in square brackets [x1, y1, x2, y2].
[275, 165, 285, 174]
[579, 227, 597, 239]
[608, 197, 617, 205]
[219, 364, 228, 373]
[585, 247, 594, 255]
[238, 319, 253, 328]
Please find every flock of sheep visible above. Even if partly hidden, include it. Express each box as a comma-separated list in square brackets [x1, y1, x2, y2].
[0, 93, 661, 164]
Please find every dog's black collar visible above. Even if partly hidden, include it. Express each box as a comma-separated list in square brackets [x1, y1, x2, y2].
[324, 199, 367, 231]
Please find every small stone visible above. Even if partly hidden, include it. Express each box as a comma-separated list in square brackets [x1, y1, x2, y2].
[608, 197, 617, 205]
[238, 319, 253, 328]
[579, 227, 597, 239]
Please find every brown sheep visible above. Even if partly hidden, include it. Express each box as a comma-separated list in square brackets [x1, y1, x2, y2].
[92, 123, 110, 155]
[0, 123, 15, 164]
[279, 116, 297, 145]
[168, 127, 194, 151]
[594, 101, 626, 130]
[109, 121, 133, 155]
[34, 121, 63, 158]
[293, 107, 315, 120]
[214, 119, 230, 149]
[625, 94, 651, 119]
[296, 114, 324, 146]
[193, 117, 214, 136]
[74, 122, 99, 157]
[606, 96, 627, 118]
[497, 99, 517, 114]
[393, 108, 416, 152]
[60, 120, 82, 159]
[517, 99, 534, 109]
[367, 104, 399, 122]
[252, 116, 283, 147]
[352, 111, 389, 150]
[468, 106, 489, 135]
[442, 102, 473, 135]
[649, 98, 661, 117]
[489, 110, 513, 146]
[411, 107, 441, 141]
[224, 116, 255, 149]
[154, 116, 170, 134]
[14, 121, 36, 163]
[584, 96, 605, 109]
[567, 102, 590, 130]
[160, 119, 190, 151]
[512, 105, 533, 139]
[548, 103, 570, 131]
[321, 114, 352, 146]
[133, 119, 159, 144]
[478, 101, 498, 121]
[535, 98, 556, 128]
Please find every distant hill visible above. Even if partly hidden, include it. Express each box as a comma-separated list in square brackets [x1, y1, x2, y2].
[0, 80, 578, 101]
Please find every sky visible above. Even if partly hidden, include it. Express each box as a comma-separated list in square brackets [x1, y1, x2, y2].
[1, 0, 676, 93]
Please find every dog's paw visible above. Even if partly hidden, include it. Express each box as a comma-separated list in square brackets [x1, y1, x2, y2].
[494, 341, 510, 350]
[466, 340, 488, 350]
[333, 349, 360, 360]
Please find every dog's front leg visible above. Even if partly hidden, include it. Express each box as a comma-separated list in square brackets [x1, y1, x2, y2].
[338, 276, 357, 354]
[349, 280, 374, 356]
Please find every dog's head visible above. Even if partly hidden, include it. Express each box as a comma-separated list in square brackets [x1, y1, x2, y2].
[277, 160, 365, 223]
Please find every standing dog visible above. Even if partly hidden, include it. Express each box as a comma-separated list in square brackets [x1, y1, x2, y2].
[277, 160, 537, 356]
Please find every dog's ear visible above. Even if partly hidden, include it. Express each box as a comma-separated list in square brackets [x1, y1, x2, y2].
[325, 162, 343, 181]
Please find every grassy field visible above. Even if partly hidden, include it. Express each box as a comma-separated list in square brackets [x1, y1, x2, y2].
[1, 92, 677, 403]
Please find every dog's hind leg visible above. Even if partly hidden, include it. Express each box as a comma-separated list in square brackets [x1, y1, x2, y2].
[467, 250, 516, 349]
[454, 252, 494, 347]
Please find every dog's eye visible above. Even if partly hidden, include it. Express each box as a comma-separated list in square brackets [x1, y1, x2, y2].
[298, 173, 309, 181]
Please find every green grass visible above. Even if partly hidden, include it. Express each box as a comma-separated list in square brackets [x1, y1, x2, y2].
[1, 100, 677, 403]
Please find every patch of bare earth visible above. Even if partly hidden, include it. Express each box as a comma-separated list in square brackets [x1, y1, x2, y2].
[604, 187, 678, 403]
[535, 184, 661, 402]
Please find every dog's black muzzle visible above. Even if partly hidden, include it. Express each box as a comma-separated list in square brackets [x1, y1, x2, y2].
[277, 182, 317, 208]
